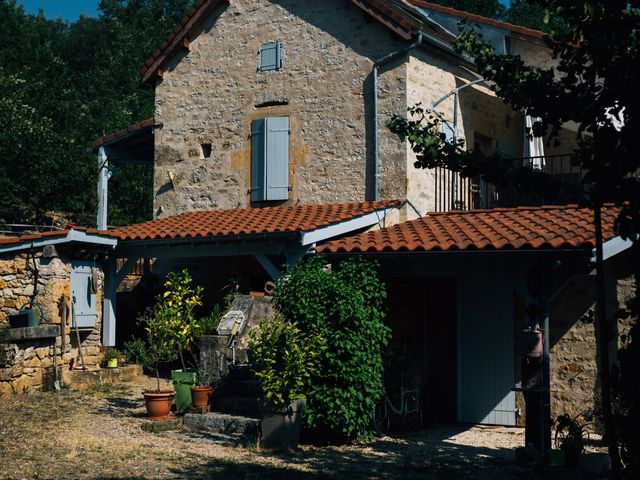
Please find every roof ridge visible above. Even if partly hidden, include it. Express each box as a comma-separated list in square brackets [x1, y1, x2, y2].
[408, 0, 545, 39]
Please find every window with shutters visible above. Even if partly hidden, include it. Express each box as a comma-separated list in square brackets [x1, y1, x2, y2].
[250, 117, 290, 202]
[259, 41, 281, 72]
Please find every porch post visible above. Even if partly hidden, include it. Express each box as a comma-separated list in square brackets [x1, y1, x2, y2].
[541, 296, 551, 453]
[102, 255, 117, 346]
[97, 147, 110, 230]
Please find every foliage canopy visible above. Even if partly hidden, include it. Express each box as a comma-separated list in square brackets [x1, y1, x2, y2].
[0, 0, 192, 225]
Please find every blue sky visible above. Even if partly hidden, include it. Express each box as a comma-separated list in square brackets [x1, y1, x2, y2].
[16, 0, 100, 21]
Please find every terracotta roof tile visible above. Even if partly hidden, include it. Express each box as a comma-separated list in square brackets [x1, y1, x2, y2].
[109, 201, 400, 242]
[318, 205, 620, 253]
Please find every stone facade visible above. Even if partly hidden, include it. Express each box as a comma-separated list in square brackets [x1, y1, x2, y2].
[0, 253, 105, 398]
[153, 0, 408, 217]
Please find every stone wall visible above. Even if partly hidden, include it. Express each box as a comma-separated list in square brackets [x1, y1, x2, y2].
[548, 271, 635, 423]
[0, 252, 105, 397]
[199, 294, 275, 386]
[153, 0, 408, 217]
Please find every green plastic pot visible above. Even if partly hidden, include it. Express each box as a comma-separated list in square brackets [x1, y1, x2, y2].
[171, 369, 198, 413]
[106, 358, 118, 368]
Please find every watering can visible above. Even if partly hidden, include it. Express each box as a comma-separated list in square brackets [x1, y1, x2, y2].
[8, 301, 44, 328]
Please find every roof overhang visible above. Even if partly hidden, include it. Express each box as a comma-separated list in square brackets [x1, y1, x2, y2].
[115, 206, 396, 258]
[0, 230, 117, 255]
[598, 236, 634, 261]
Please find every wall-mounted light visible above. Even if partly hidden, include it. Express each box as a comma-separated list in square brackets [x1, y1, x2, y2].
[167, 170, 175, 188]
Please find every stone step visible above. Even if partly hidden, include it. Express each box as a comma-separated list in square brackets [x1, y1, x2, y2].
[183, 412, 260, 440]
[212, 396, 261, 417]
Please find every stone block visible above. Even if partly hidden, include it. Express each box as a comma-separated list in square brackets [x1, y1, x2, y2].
[183, 412, 260, 438]
[0, 343, 19, 367]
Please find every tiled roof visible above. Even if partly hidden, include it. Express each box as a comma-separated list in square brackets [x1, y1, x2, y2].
[110, 201, 399, 242]
[140, 0, 228, 83]
[91, 117, 157, 150]
[0, 202, 399, 250]
[409, 1, 545, 40]
[0, 230, 68, 245]
[318, 205, 619, 253]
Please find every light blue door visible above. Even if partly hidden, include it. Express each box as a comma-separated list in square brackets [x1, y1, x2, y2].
[71, 261, 97, 329]
[458, 275, 516, 425]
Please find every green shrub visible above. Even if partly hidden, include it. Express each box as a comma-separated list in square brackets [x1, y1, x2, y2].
[123, 338, 147, 365]
[248, 315, 324, 410]
[273, 256, 390, 442]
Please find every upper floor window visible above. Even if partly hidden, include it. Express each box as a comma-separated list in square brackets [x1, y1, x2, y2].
[259, 41, 281, 72]
[250, 117, 289, 202]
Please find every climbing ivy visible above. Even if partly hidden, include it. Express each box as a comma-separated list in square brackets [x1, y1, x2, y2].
[274, 256, 390, 442]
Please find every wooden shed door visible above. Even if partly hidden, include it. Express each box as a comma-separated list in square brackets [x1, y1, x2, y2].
[458, 276, 516, 426]
[71, 261, 97, 329]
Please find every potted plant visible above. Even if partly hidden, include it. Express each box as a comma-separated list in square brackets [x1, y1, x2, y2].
[190, 373, 213, 410]
[153, 270, 204, 413]
[248, 315, 323, 449]
[137, 307, 180, 419]
[554, 413, 588, 468]
[102, 347, 120, 368]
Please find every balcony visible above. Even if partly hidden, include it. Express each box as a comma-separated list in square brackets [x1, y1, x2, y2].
[432, 154, 587, 212]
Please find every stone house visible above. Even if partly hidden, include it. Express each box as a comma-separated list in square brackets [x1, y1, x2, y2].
[21, 0, 629, 450]
[131, 0, 577, 221]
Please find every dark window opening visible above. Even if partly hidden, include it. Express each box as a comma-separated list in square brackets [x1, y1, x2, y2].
[201, 143, 212, 159]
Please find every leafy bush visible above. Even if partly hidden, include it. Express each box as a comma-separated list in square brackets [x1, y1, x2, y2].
[123, 338, 147, 365]
[196, 305, 224, 336]
[248, 315, 323, 410]
[274, 256, 390, 441]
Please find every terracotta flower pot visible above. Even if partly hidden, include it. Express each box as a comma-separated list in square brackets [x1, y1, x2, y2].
[190, 385, 213, 409]
[143, 390, 175, 419]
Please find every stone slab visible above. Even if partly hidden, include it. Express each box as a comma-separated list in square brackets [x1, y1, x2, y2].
[6, 325, 60, 342]
[183, 412, 260, 438]
[62, 363, 142, 386]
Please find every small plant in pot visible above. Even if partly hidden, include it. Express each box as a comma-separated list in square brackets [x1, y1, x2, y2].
[102, 347, 121, 368]
[248, 315, 324, 449]
[554, 413, 589, 468]
[136, 309, 179, 420]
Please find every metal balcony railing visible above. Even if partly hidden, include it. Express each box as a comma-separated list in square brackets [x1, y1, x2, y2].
[433, 154, 587, 212]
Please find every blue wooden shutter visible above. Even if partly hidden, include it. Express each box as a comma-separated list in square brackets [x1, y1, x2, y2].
[250, 119, 266, 202]
[265, 117, 289, 200]
[260, 41, 281, 71]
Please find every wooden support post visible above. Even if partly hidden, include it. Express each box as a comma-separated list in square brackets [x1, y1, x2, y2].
[102, 256, 117, 347]
[97, 147, 110, 230]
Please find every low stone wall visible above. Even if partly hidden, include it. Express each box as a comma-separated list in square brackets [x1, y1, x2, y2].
[1, 252, 105, 398]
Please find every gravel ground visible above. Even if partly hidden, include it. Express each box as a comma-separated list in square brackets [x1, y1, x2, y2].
[0, 376, 608, 479]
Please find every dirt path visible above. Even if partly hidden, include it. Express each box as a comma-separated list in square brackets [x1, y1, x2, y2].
[0, 377, 606, 479]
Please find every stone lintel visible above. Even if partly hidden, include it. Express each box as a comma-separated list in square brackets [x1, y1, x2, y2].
[6, 325, 60, 342]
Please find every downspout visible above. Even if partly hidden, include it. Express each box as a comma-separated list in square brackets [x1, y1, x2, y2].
[372, 32, 423, 201]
